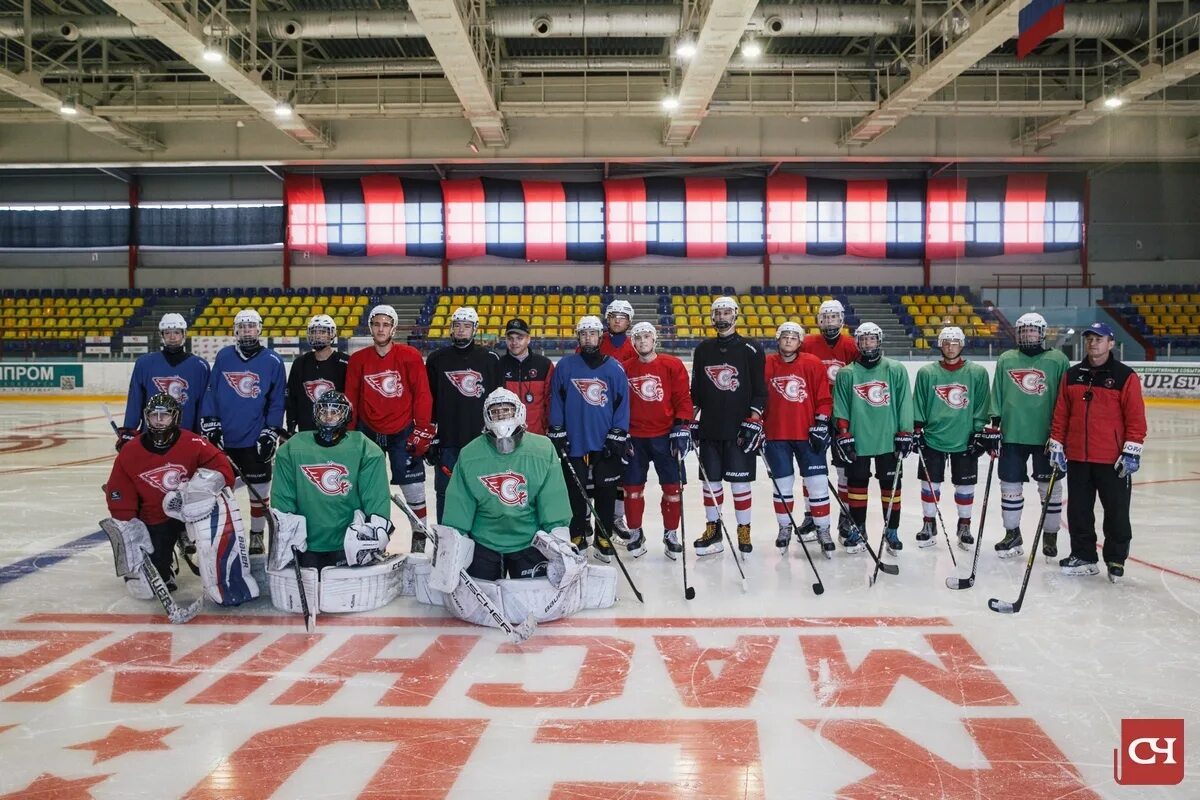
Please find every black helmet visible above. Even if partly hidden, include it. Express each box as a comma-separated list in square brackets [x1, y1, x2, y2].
[143, 392, 181, 448]
[313, 390, 352, 446]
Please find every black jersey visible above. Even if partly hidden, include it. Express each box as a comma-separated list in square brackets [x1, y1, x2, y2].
[691, 332, 767, 441]
[425, 343, 501, 448]
[285, 349, 350, 432]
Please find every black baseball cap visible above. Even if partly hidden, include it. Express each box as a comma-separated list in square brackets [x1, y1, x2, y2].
[505, 318, 531, 335]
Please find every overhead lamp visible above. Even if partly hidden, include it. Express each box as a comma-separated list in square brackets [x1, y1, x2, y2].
[59, 96, 78, 116]
[741, 38, 762, 59]
[661, 96, 680, 112]
[202, 45, 224, 63]
[274, 100, 293, 118]
[675, 39, 697, 59]
[1103, 96, 1124, 109]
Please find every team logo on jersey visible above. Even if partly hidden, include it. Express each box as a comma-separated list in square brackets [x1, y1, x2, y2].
[303, 379, 335, 403]
[446, 369, 485, 398]
[822, 359, 845, 385]
[479, 471, 528, 506]
[1008, 368, 1048, 396]
[300, 462, 352, 496]
[364, 370, 404, 398]
[223, 371, 261, 399]
[934, 383, 970, 409]
[853, 381, 891, 407]
[571, 378, 609, 407]
[152, 375, 189, 405]
[138, 463, 188, 493]
[704, 364, 740, 391]
[770, 374, 809, 403]
[628, 374, 664, 403]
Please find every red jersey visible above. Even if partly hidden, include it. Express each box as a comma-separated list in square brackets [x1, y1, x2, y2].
[624, 353, 694, 438]
[803, 333, 859, 388]
[764, 352, 833, 440]
[1050, 357, 1147, 464]
[600, 332, 637, 363]
[346, 343, 432, 434]
[105, 432, 234, 526]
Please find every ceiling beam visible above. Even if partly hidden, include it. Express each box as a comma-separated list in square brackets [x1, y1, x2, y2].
[840, 0, 1023, 147]
[0, 65, 162, 151]
[406, 0, 508, 148]
[101, 0, 330, 149]
[663, 0, 760, 147]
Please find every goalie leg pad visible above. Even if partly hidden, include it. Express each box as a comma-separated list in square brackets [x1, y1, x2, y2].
[189, 487, 260, 606]
[443, 577, 508, 629]
[429, 524, 474, 594]
[318, 555, 407, 613]
[400, 553, 433, 600]
[267, 565, 319, 615]
[497, 564, 618, 623]
[101, 517, 152, 578]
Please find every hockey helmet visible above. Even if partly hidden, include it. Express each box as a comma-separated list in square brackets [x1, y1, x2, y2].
[483, 388, 526, 455]
[313, 390, 352, 447]
[232, 309, 263, 349]
[817, 300, 845, 339]
[854, 321, 884, 360]
[306, 314, 337, 349]
[143, 392, 181, 449]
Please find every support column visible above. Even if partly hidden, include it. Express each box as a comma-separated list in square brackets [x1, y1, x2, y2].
[127, 179, 139, 290]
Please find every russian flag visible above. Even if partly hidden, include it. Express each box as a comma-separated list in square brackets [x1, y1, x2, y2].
[1017, 0, 1066, 59]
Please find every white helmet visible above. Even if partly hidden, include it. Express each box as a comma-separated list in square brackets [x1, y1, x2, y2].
[233, 309, 263, 348]
[368, 304, 398, 327]
[818, 300, 846, 338]
[307, 314, 337, 349]
[606, 300, 634, 320]
[776, 321, 804, 340]
[451, 307, 479, 326]
[854, 321, 884, 360]
[576, 315, 604, 335]
[711, 296, 738, 332]
[483, 387, 526, 455]
[1015, 312, 1047, 348]
[630, 321, 656, 339]
[937, 326, 966, 347]
[158, 313, 187, 333]
[630, 321, 657, 355]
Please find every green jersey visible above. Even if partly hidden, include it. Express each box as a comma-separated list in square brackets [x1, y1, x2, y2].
[273, 431, 391, 553]
[833, 358, 913, 457]
[441, 432, 573, 554]
[988, 349, 1070, 446]
[914, 360, 991, 453]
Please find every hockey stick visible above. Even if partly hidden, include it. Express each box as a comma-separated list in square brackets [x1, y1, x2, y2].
[826, 478, 899, 579]
[947, 454, 994, 590]
[870, 460, 904, 585]
[915, 447, 958, 567]
[100, 518, 202, 624]
[759, 452, 824, 596]
[675, 452, 696, 600]
[390, 491, 536, 642]
[988, 469, 1058, 614]
[692, 452, 749, 593]
[556, 451, 645, 603]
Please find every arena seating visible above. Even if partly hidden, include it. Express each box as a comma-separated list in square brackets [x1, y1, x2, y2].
[891, 289, 1003, 352]
[1104, 285, 1200, 356]
[0, 292, 145, 353]
[192, 292, 369, 340]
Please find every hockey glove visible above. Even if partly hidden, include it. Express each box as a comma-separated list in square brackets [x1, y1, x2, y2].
[548, 425, 570, 458]
[602, 427, 630, 464]
[200, 417, 223, 449]
[423, 436, 441, 468]
[973, 426, 1002, 458]
[834, 432, 857, 464]
[1115, 441, 1142, 478]
[1046, 438, 1068, 477]
[405, 422, 436, 458]
[911, 425, 925, 453]
[687, 419, 702, 447]
[808, 414, 831, 455]
[256, 426, 288, 462]
[736, 418, 765, 455]
[115, 426, 138, 452]
[669, 422, 693, 458]
[894, 430, 914, 458]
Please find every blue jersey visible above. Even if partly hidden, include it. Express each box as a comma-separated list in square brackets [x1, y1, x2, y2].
[549, 354, 629, 457]
[200, 346, 286, 448]
[123, 350, 211, 432]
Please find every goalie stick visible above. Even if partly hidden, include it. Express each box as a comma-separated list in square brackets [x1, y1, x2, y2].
[100, 518, 202, 624]
[390, 491, 536, 643]
[946, 454, 995, 590]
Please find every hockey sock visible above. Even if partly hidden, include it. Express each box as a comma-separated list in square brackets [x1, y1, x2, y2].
[954, 484, 975, 520]
[1000, 481, 1024, 530]
[847, 480, 869, 530]
[802, 474, 831, 528]
[661, 483, 682, 531]
[801, 482, 812, 516]
[623, 484, 646, 529]
[772, 472, 796, 528]
[702, 482, 724, 523]
[921, 481, 941, 519]
[614, 497, 626, 525]
[249, 481, 271, 533]
[1038, 479, 1063, 532]
[400, 483, 428, 529]
[836, 467, 849, 512]
[732, 482, 753, 526]
[880, 477, 901, 529]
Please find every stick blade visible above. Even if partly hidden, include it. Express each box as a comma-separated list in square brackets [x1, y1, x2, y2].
[812, 583, 824, 596]
[878, 562, 899, 576]
[304, 610, 317, 633]
[946, 575, 975, 590]
[987, 597, 1019, 614]
[684, 587, 696, 600]
[169, 597, 203, 625]
[510, 617, 538, 644]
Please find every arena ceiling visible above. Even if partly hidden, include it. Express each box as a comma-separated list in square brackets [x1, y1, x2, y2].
[0, 1, 1198, 163]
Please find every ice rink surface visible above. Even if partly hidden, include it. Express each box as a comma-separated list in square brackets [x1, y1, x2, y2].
[0, 399, 1196, 799]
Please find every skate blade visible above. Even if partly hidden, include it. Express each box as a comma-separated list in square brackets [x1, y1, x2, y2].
[843, 544, 866, 555]
[917, 539, 937, 549]
[694, 545, 724, 556]
[958, 540, 974, 551]
[593, 551, 613, 564]
[627, 547, 647, 559]
[996, 547, 1024, 559]
[798, 534, 817, 544]
[1043, 554, 1058, 564]
[885, 546, 902, 557]
[664, 549, 678, 561]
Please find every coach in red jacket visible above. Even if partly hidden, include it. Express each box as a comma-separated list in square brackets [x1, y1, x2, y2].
[1048, 322, 1147, 583]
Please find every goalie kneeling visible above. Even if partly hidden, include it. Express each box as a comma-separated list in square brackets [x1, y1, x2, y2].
[408, 388, 617, 629]
[267, 390, 405, 614]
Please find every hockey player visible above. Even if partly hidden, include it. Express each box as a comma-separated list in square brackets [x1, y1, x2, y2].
[425, 306, 500, 522]
[764, 321, 834, 555]
[833, 322, 914, 556]
[285, 314, 349, 433]
[266, 391, 404, 617]
[199, 308, 286, 553]
[601, 299, 637, 362]
[912, 326, 990, 550]
[118, 313, 210, 449]
[498, 318, 554, 435]
[987, 312, 1070, 559]
[620, 321, 694, 559]
[549, 315, 630, 562]
[105, 393, 235, 597]
[345, 304, 435, 550]
[803, 300, 859, 540]
[690, 296, 767, 555]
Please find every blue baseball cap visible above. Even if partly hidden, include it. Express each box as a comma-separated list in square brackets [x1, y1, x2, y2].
[1084, 321, 1115, 338]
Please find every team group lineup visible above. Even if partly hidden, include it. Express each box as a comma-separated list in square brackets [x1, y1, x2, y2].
[101, 294, 1148, 632]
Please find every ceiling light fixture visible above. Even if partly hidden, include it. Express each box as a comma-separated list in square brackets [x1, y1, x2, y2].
[202, 46, 224, 63]
[661, 96, 680, 112]
[59, 97, 78, 116]
[741, 38, 762, 59]
[274, 100, 293, 118]
[676, 39, 697, 59]
[1103, 96, 1124, 109]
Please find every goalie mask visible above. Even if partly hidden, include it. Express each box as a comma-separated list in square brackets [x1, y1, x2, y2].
[306, 314, 337, 351]
[818, 300, 845, 340]
[144, 392, 181, 449]
[483, 388, 526, 455]
[313, 391, 352, 447]
[233, 309, 263, 350]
